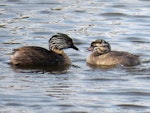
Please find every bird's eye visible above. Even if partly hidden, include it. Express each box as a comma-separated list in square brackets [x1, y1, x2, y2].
[91, 44, 96, 48]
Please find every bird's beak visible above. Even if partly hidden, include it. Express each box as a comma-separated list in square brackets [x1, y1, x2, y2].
[72, 45, 79, 50]
[87, 46, 94, 51]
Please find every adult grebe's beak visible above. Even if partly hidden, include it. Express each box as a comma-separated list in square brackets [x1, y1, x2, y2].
[72, 45, 79, 50]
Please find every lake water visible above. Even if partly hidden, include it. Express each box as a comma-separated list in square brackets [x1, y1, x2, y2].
[0, 0, 150, 113]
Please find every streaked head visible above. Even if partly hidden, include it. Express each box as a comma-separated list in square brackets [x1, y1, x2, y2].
[49, 33, 78, 51]
[88, 39, 111, 55]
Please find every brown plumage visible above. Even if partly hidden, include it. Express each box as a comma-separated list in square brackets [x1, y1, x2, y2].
[86, 39, 140, 66]
[10, 33, 78, 67]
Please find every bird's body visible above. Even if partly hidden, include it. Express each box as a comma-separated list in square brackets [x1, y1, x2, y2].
[86, 39, 140, 66]
[87, 50, 140, 66]
[11, 46, 71, 66]
[10, 33, 78, 67]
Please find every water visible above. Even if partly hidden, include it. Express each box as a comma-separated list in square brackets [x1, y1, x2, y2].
[0, 0, 150, 113]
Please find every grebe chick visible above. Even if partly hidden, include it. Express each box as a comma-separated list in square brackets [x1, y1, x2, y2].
[86, 39, 140, 66]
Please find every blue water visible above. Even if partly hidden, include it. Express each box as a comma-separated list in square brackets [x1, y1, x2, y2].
[0, 0, 150, 113]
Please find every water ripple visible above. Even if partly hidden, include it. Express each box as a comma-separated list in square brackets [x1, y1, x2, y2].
[0, 0, 150, 113]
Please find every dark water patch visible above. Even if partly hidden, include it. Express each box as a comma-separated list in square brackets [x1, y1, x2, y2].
[40, 10, 54, 14]
[132, 15, 150, 19]
[55, 104, 75, 108]
[123, 37, 150, 43]
[5, 102, 24, 106]
[0, 35, 21, 42]
[83, 78, 128, 82]
[125, 18, 150, 24]
[74, 10, 86, 13]
[31, 31, 52, 35]
[112, 5, 127, 8]
[82, 90, 150, 97]
[117, 104, 149, 109]
[65, 111, 88, 113]
[140, 0, 150, 1]
[113, 91, 150, 97]
[0, 4, 7, 7]
[101, 12, 128, 17]
[101, 12, 150, 21]
[6, 0, 20, 2]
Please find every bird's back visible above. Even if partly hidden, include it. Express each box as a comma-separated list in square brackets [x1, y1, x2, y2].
[87, 51, 140, 66]
[10, 46, 69, 66]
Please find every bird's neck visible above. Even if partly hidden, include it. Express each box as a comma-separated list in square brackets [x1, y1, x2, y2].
[92, 47, 110, 56]
[51, 48, 71, 65]
[51, 48, 64, 55]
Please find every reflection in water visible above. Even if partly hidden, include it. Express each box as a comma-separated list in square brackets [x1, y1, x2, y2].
[46, 81, 73, 100]
[10, 64, 71, 74]
[86, 63, 118, 70]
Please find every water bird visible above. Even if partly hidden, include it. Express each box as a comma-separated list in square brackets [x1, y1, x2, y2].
[10, 33, 78, 68]
[86, 39, 140, 66]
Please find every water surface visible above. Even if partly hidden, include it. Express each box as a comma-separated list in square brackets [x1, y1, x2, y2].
[0, 0, 150, 113]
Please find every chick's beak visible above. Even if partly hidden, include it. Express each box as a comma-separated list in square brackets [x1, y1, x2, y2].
[87, 46, 94, 51]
